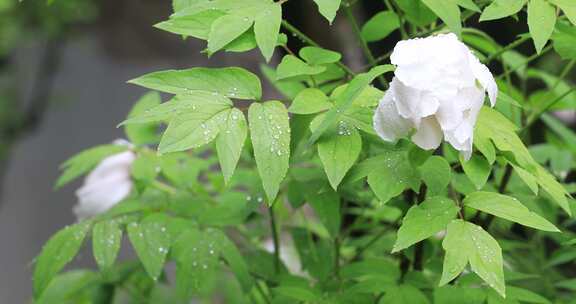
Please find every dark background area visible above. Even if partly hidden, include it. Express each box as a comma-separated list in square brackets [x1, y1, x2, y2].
[0, 1, 572, 302]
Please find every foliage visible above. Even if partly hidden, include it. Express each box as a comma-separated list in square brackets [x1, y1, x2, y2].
[32, 0, 576, 303]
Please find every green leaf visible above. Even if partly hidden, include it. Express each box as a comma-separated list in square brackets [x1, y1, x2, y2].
[306, 188, 341, 237]
[361, 11, 400, 42]
[368, 152, 420, 204]
[511, 164, 539, 194]
[418, 156, 451, 195]
[552, 22, 576, 60]
[393, 197, 459, 252]
[216, 108, 247, 184]
[274, 286, 321, 302]
[131, 151, 160, 183]
[125, 92, 161, 145]
[36, 270, 98, 304]
[550, 0, 576, 26]
[421, 0, 462, 34]
[299, 46, 342, 65]
[308, 65, 394, 145]
[56, 145, 128, 189]
[213, 230, 254, 292]
[456, 0, 480, 11]
[379, 285, 430, 304]
[254, 2, 282, 61]
[464, 192, 560, 232]
[248, 101, 291, 203]
[172, 228, 221, 300]
[507, 286, 551, 304]
[541, 113, 576, 154]
[316, 120, 362, 189]
[288, 88, 332, 114]
[479, 0, 526, 21]
[129, 67, 262, 100]
[158, 95, 233, 153]
[127, 214, 171, 280]
[440, 220, 505, 297]
[207, 13, 253, 54]
[433, 286, 486, 304]
[313, 0, 341, 24]
[155, 10, 225, 39]
[92, 220, 122, 270]
[276, 55, 326, 80]
[396, 0, 437, 27]
[527, 0, 557, 53]
[33, 222, 90, 297]
[461, 154, 491, 190]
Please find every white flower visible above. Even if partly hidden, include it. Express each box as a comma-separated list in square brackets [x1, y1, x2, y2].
[74, 146, 135, 220]
[373, 33, 497, 160]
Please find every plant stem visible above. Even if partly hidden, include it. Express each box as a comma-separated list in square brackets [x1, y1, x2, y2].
[343, 5, 389, 88]
[268, 206, 281, 274]
[280, 20, 356, 76]
[483, 35, 531, 64]
[496, 45, 553, 80]
[413, 184, 426, 271]
[334, 237, 341, 279]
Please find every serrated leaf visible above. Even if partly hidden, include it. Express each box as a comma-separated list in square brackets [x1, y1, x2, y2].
[361, 11, 400, 42]
[33, 222, 90, 297]
[464, 192, 560, 232]
[158, 95, 233, 153]
[288, 88, 332, 114]
[421, 0, 462, 34]
[254, 2, 282, 61]
[125, 92, 161, 145]
[299, 46, 342, 65]
[313, 0, 341, 24]
[527, 0, 557, 53]
[208, 13, 253, 54]
[92, 220, 122, 270]
[306, 188, 341, 237]
[248, 101, 290, 203]
[479, 0, 526, 21]
[393, 197, 458, 252]
[129, 67, 262, 100]
[56, 145, 128, 189]
[418, 156, 451, 195]
[461, 154, 491, 190]
[127, 214, 171, 280]
[440, 220, 505, 297]
[216, 108, 247, 184]
[276, 55, 326, 81]
[316, 119, 362, 189]
[308, 65, 394, 145]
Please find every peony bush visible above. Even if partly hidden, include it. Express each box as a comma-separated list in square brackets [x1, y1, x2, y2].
[32, 0, 576, 303]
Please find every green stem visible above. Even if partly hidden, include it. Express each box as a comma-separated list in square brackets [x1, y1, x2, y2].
[483, 35, 531, 64]
[280, 20, 356, 76]
[268, 206, 281, 274]
[496, 45, 553, 80]
[343, 5, 388, 88]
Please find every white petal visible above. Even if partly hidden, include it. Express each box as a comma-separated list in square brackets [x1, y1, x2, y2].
[373, 88, 413, 142]
[74, 178, 132, 219]
[435, 86, 485, 131]
[84, 151, 135, 185]
[468, 52, 498, 106]
[391, 78, 439, 125]
[411, 116, 443, 150]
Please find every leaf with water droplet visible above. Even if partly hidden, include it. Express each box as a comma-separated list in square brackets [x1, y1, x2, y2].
[216, 108, 247, 184]
[92, 220, 122, 271]
[127, 214, 171, 280]
[440, 220, 505, 297]
[248, 101, 290, 204]
[33, 222, 91, 298]
[392, 196, 459, 253]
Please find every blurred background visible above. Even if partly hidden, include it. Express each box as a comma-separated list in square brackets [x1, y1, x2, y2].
[0, 0, 574, 302]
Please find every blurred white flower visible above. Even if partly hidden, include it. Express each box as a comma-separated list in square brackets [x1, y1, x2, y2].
[264, 238, 303, 275]
[74, 145, 135, 220]
[373, 33, 497, 160]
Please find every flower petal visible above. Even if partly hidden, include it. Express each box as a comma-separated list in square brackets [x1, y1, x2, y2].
[468, 53, 498, 106]
[373, 89, 413, 143]
[391, 78, 440, 125]
[411, 116, 443, 150]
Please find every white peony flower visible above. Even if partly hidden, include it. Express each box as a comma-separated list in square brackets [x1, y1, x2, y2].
[373, 33, 497, 160]
[74, 145, 136, 220]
